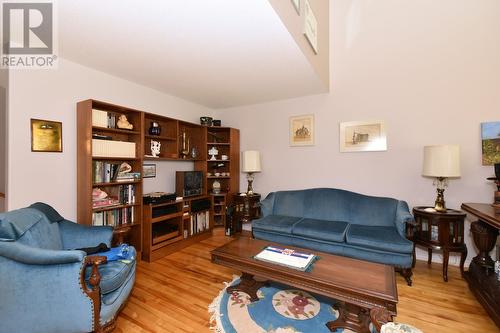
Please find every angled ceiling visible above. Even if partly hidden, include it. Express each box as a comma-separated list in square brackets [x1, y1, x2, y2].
[59, 0, 327, 109]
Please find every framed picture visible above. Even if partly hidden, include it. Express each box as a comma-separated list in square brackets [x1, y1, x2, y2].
[30, 119, 62, 152]
[303, 0, 318, 53]
[481, 121, 500, 165]
[143, 164, 156, 178]
[291, 0, 300, 14]
[290, 114, 314, 146]
[339, 120, 387, 152]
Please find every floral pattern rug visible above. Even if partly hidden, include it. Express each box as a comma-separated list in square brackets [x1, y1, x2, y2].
[209, 275, 377, 333]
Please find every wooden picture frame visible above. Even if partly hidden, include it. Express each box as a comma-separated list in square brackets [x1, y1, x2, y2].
[290, 114, 314, 146]
[291, 0, 300, 14]
[143, 164, 156, 178]
[339, 120, 387, 152]
[30, 118, 63, 152]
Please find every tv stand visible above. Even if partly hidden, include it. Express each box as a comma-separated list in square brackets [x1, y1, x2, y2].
[143, 195, 213, 262]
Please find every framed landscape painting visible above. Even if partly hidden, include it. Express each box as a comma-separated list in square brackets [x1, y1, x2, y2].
[340, 120, 387, 152]
[290, 114, 314, 146]
[481, 121, 500, 165]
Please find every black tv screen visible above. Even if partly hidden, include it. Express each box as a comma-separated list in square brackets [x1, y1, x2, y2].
[176, 171, 203, 197]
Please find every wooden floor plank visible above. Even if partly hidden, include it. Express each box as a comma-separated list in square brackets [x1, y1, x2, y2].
[117, 230, 498, 332]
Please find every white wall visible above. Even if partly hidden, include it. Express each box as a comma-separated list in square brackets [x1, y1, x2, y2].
[0, 69, 7, 212]
[218, 0, 500, 266]
[7, 58, 213, 220]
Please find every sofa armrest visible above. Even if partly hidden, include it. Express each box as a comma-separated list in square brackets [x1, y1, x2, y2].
[260, 192, 276, 217]
[395, 201, 415, 237]
[59, 220, 113, 249]
[0, 249, 95, 332]
[0, 241, 85, 265]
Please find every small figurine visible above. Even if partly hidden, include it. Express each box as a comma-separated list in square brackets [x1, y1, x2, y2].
[150, 140, 161, 157]
[117, 114, 133, 130]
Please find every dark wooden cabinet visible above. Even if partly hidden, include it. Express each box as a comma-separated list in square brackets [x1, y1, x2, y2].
[409, 206, 467, 282]
[461, 203, 500, 329]
[230, 193, 261, 234]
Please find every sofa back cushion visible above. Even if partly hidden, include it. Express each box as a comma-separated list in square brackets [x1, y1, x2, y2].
[271, 188, 398, 227]
[1, 208, 62, 250]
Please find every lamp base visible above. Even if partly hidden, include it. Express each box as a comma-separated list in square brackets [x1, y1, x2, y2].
[246, 173, 254, 195]
[434, 188, 446, 212]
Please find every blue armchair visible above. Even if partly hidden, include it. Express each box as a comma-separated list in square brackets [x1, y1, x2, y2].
[0, 203, 136, 333]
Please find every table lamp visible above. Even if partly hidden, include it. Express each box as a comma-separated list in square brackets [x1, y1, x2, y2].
[422, 145, 461, 212]
[242, 150, 261, 195]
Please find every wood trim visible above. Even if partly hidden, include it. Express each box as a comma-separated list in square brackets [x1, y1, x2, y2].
[461, 203, 500, 229]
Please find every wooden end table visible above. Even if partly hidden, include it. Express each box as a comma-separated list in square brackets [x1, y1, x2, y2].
[231, 193, 261, 233]
[409, 207, 467, 282]
[211, 237, 397, 333]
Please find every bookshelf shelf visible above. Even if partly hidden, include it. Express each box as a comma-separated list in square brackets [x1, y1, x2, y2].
[92, 126, 141, 135]
[145, 134, 176, 141]
[92, 203, 140, 213]
[93, 180, 142, 187]
[207, 142, 230, 145]
[92, 157, 139, 161]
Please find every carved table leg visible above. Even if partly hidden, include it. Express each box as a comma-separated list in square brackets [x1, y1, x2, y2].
[370, 306, 393, 333]
[459, 246, 467, 277]
[443, 249, 449, 282]
[470, 220, 499, 268]
[226, 273, 268, 302]
[326, 302, 371, 333]
[427, 248, 432, 265]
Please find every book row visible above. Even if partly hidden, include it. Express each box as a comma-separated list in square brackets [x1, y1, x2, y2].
[92, 207, 135, 227]
[189, 210, 210, 236]
[92, 161, 140, 184]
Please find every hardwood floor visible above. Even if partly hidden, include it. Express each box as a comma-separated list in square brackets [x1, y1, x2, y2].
[116, 229, 498, 333]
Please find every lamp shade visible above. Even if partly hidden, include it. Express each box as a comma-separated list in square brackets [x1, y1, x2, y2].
[422, 145, 460, 178]
[242, 150, 261, 173]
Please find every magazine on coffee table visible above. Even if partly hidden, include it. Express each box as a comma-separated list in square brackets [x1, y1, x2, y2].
[254, 246, 317, 271]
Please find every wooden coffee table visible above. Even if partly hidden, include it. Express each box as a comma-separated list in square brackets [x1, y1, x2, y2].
[211, 237, 398, 333]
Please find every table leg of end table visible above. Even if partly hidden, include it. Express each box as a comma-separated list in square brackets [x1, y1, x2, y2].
[226, 273, 269, 302]
[326, 303, 392, 333]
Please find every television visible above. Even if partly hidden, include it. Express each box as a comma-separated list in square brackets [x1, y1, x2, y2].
[176, 171, 203, 197]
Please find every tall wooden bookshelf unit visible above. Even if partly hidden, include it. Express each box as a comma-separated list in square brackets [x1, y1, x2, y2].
[77, 99, 240, 261]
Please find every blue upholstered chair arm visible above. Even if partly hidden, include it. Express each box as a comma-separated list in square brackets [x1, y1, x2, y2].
[260, 192, 276, 217]
[0, 241, 85, 265]
[395, 201, 415, 237]
[0, 250, 95, 333]
[59, 220, 113, 249]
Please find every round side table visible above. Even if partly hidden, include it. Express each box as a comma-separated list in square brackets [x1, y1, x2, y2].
[409, 206, 467, 282]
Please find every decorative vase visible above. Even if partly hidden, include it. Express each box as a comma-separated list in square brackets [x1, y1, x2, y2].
[149, 121, 161, 136]
[212, 180, 221, 194]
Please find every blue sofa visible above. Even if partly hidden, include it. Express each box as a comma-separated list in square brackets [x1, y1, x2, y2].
[252, 188, 415, 285]
[0, 203, 136, 333]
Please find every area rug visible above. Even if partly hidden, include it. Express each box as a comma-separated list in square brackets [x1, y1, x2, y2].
[209, 275, 377, 333]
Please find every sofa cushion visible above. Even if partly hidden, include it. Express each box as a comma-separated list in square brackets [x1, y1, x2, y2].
[252, 215, 302, 234]
[85, 247, 136, 295]
[346, 225, 413, 254]
[292, 218, 349, 242]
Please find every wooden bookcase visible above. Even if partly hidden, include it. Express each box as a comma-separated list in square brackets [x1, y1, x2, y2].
[195, 127, 240, 227]
[77, 100, 144, 253]
[77, 99, 240, 261]
[142, 195, 212, 261]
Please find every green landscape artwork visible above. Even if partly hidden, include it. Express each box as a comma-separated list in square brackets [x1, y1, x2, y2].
[481, 121, 500, 165]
